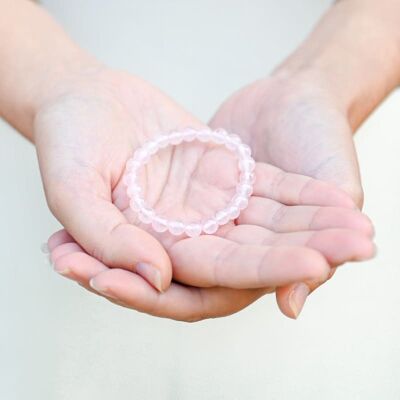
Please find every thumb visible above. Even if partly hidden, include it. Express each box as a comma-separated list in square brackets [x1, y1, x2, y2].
[46, 179, 172, 292]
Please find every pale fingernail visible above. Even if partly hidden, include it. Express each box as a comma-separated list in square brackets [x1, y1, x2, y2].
[89, 278, 119, 300]
[41, 242, 49, 254]
[53, 262, 71, 276]
[288, 283, 310, 319]
[136, 262, 163, 292]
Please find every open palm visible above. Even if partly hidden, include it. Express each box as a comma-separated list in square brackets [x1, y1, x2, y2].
[211, 74, 368, 313]
[39, 69, 374, 321]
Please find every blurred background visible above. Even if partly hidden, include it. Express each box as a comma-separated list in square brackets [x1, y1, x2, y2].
[1, 1, 399, 399]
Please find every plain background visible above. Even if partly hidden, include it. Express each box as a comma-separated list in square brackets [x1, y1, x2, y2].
[1, 1, 399, 399]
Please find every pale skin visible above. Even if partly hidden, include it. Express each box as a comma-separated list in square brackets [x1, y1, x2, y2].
[2, 0, 398, 321]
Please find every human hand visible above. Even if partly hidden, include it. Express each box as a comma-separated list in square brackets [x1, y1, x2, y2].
[37, 67, 374, 320]
[210, 71, 373, 315]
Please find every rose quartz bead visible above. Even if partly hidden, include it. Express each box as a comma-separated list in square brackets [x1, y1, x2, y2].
[227, 206, 240, 220]
[237, 144, 252, 157]
[185, 223, 202, 238]
[224, 140, 236, 151]
[240, 172, 256, 184]
[197, 130, 212, 142]
[237, 183, 253, 197]
[215, 210, 230, 225]
[239, 158, 256, 172]
[146, 142, 159, 155]
[157, 136, 170, 148]
[182, 128, 197, 142]
[170, 133, 183, 145]
[152, 217, 168, 233]
[168, 221, 185, 235]
[203, 219, 218, 235]
[138, 209, 155, 224]
[127, 184, 142, 198]
[129, 197, 144, 212]
[233, 195, 249, 210]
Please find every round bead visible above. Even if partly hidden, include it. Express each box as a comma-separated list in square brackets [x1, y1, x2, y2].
[168, 221, 185, 235]
[233, 195, 249, 210]
[152, 218, 168, 233]
[227, 206, 240, 220]
[215, 210, 230, 225]
[127, 185, 142, 198]
[138, 210, 154, 224]
[240, 172, 256, 184]
[239, 158, 256, 172]
[237, 183, 253, 197]
[224, 140, 236, 151]
[237, 144, 252, 157]
[130, 197, 144, 212]
[157, 136, 170, 148]
[203, 219, 219, 235]
[183, 128, 197, 142]
[197, 130, 212, 142]
[185, 223, 202, 238]
[170, 133, 183, 145]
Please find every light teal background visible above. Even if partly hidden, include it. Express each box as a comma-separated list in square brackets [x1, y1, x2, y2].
[1, 1, 399, 399]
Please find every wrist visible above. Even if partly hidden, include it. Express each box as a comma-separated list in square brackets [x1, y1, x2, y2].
[272, 0, 400, 130]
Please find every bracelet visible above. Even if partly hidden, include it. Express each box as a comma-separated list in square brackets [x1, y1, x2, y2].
[123, 128, 255, 237]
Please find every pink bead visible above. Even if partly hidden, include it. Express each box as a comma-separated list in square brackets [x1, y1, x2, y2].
[152, 218, 168, 233]
[237, 183, 253, 197]
[168, 221, 185, 235]
[237, 144, 252, 158]
[233, 195, 249, 210]
[227, 206, 240, 220]
[240, 172, 256, 184]
[170, 133, 183, 145]
[138, 210, 154, 224]
[203, 219, 218, 234]
[197, 130, 211, 142]
[129, 197, 144, 212]
[215, 210, 230, 225]
[239, 158, 256, 172]
[127, 185, 142, 198]
[185, 223, 202, 238]
[183, 128, 197, 142]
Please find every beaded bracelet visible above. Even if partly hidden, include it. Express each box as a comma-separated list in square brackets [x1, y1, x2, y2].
[123, 128, 256, 237]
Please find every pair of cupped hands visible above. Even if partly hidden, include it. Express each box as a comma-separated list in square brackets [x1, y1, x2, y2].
[39, 65, 374, 321]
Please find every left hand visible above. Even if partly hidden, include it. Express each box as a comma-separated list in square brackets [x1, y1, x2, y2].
[210, 71, 372, 315]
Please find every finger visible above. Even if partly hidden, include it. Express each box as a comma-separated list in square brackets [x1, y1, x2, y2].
[47, 229, 74, 251]
[51, 243, 108, 283]
[89, 268, 266, 321]
[238, 196, 374, 236]
[253, 163, 357, 209]
[50, 242, 83, 264]
[46, 179, 172, 292]
[221, 225, 376, 266]
[50, 240, 266, 321]
[169, 235, 330, 289]
[274, 269, 336, 320]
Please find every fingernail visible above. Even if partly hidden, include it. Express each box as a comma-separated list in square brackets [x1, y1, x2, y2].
[288, 283, 310, 319]
[136, 262, 163, 292]
[89, 278, 119, 300]
[53, 262, 71, 277]
[41, 242, 49, 254]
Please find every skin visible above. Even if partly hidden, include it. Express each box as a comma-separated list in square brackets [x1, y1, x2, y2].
[3, 0, 399, 321]
[37, 69, 374, 321]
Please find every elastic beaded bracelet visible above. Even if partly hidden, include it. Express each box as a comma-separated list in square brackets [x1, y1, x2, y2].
[123, 128, 256, 237]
